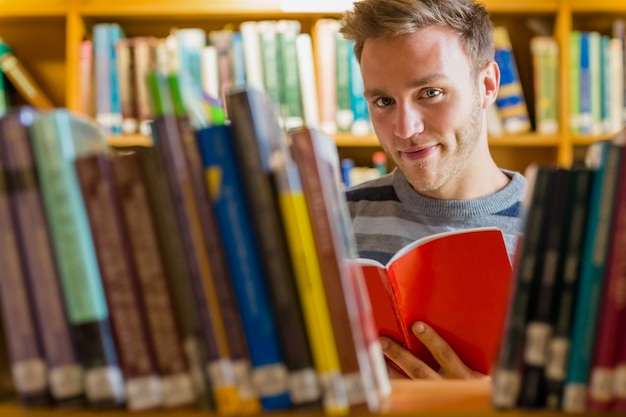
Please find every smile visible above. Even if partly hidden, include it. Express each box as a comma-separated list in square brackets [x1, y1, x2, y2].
[400, 144, 439, 161]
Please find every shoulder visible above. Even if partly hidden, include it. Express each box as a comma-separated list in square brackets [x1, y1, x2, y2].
[345, 170, 399, 202]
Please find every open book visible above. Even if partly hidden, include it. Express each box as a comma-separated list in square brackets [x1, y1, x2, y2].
[358, 227, 513, 375]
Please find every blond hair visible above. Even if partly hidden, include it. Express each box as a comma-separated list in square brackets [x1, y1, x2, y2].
[340, 0, 494, 74]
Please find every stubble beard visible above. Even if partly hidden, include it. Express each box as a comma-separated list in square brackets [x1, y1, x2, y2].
[390, 94, 484, 196]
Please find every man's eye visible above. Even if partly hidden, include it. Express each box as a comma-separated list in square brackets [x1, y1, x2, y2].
[423, 89, 442, 98]
[375, 97, 394, 107]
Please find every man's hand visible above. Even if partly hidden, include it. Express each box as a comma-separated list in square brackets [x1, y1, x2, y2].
[380, 321, 488, 380]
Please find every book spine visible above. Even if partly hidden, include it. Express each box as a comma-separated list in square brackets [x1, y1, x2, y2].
[517, 168, 568, 409]
[530, 36, 559, 134]
[77, 40, 93, 117]
[226, 88, 322, 409]
[335, 33, 354, 132]
[0, 161, 49, 406]
[131, 37, 158, 136]
[0, 109, 83, 404]
[74, 152, 162, 412]
[493, 26, 531, 134]
[29, 110, 124, 407]
[93, 24, 114, 135]
[313, 18, 339, 135]
[491, 165, 554, 409]
[290, 127, 373, 410]
[295, 33, 319, 128]
[563, 141, 623, 412]
[543, 167, 593, 410]
[579, 32, 592, 136]
[348, 42, 370, 136]
[111, 151, 195, 409]
[239, 21, 265, 92]
[569, 30, 582, 135]
[132, 144, 214, 410]
[0, 38, 54, 110]
[276, 20, 304, 130]
[115, 38, 138, 134]
[107, 23, 124, 135]
[257, 21, 282, 110]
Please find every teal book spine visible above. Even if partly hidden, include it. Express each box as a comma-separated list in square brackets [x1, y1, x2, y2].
[29, 109, 124, 407]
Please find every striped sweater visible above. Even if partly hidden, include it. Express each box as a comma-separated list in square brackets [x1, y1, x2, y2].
[345, 168, 527, 264]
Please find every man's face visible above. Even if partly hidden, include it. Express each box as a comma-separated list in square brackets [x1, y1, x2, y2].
[361, 26, 491, 199]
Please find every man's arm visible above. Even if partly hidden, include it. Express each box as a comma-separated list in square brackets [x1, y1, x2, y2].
[380, 321, 489, 380]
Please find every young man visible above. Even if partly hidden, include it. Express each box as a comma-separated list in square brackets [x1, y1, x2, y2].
[340, 0, 527, 379]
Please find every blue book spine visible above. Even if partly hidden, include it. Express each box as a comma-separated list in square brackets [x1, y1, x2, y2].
[108, 23, 124, 135]
[579, 31, 592, 135]
[195, 124, 291, 411]
[93, 24, 113, 135]
[562, 141, 623, 412]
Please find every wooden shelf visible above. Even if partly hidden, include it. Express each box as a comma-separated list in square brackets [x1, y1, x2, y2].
[0, 379, 577, 416]
[0, 0, 67, 17]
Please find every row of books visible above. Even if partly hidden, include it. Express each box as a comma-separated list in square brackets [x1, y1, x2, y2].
[77, 19, 372, 141]
[0, 71, 390, 414]
[491, 132, 626, 413]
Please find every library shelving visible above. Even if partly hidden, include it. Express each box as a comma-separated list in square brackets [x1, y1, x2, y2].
[1, 0, 623, 173]
[1, 1, 626, 416]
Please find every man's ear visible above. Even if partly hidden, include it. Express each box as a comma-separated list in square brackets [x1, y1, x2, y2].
[481, 61, 500, 109]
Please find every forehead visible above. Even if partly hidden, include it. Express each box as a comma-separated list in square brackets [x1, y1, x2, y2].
[360, 26, 471, 85]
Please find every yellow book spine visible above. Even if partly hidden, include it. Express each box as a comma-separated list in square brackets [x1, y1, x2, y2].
[278, 190, 350, 415]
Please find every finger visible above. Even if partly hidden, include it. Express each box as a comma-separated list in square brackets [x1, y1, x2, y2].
[379, 336, 442, 380]
[411, 321, 475, 379]
[385, 361, 407, 379]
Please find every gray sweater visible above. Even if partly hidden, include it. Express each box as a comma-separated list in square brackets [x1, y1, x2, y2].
[346, 168, 527, 264]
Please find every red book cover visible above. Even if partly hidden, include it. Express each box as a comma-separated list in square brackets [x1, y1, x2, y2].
[359, 227, 513, 376]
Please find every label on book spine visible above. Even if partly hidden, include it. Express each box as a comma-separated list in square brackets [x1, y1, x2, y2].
[545, 337, 570, 380]
[343, 371, 367, 406]
[233, 359, 257, 401]
[492, 369, 520, 408]
[563, 383, 587, 412]
[207, 358, 236, 388]
[125, 376, 162, 411]
[161, 373, 195, 408]
[287, 368, 320, 404]
[589, 368, 614, 402]
[11, 359, 46, 393]
[524, 322, 552, 366]
[319, 371, 348, 412]
[614, 365, 626, 397]
[252, 364, 288, 397]
[49, 364, 83, 399]
[85, 366, 125, 403]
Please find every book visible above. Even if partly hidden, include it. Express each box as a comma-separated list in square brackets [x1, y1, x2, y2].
[28, 109, 125, 408]
[543, 167, 593, 410]
[74, 151, 162, 411]
[493, 26, 531, 134]
[0, 107, 84, 406]
[0, 134, 49, 407]
[0, 38, 54, 110]
[359, 227, 513, 376]
[225, 86, 320, 410]
[517, 168, 568, 409]
[492, 165, 555, 409]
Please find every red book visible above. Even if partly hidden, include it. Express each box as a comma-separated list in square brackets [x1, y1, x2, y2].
[359, 227, 513, 376]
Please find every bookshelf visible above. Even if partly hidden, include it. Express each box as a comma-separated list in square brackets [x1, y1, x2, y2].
[0, 0, 622, 173]
[1, 1, 626, 416]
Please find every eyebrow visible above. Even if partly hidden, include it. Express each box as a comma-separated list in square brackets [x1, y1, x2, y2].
[363, 73, 448, 99]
